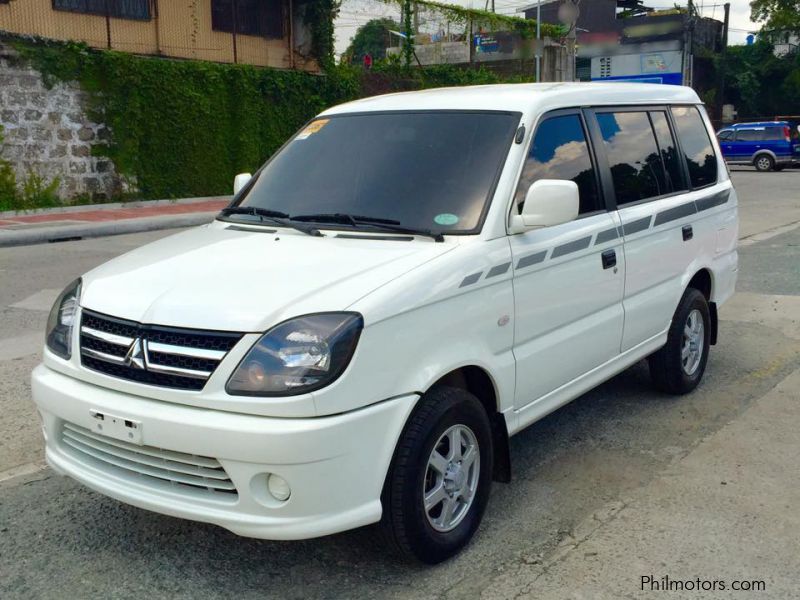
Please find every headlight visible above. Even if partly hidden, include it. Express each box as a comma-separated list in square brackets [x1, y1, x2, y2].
[45, 278, 81, 359]
[226, 313, 363, 396]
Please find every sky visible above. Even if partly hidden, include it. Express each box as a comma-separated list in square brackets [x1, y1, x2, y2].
[334, 0, 761, 56]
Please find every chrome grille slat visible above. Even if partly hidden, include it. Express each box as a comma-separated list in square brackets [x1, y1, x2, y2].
[63, 423, 224, 471]
[143, 361, 211, 380]
[79, 310, 242, 391]
[147, 341, 226, 361]
[81, 346, 127, 365]
[61, 423, 238, 495]
[80, 325, 134, 347]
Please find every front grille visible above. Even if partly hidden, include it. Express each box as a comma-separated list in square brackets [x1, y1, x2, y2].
[61, 422, 238, 499]
[79, 310, 242, 391]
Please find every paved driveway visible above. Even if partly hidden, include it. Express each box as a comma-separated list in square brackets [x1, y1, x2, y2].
[1, 170, 799, 599]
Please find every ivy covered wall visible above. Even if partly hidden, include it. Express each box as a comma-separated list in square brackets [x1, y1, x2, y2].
[2, 35, 531, 203]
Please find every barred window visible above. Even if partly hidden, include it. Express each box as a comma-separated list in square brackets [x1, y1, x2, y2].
[52, 0, 151, 21]
[211, 0, 284, 39]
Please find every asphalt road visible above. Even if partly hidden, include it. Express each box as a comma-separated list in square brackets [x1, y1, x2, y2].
[1, 169, 799, 599]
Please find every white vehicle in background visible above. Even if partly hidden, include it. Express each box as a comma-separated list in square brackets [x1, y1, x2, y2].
[33, 83, 738, 564]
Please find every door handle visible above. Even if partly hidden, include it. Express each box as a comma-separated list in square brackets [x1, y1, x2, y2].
[682, 225, 693, 241]
[601, 249, 616, 269]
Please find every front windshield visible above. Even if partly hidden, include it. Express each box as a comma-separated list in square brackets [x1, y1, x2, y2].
[230, 111, 520, 234]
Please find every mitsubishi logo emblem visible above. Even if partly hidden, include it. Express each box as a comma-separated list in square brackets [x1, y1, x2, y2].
[123, 338, 147, 370]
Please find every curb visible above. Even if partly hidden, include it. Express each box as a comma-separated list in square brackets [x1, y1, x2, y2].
[0, 196, 231, 219]
[0, 212, 217, 248]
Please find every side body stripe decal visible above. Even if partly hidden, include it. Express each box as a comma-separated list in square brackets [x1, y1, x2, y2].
[465, 187, 732, 286]
[695, 189, 730, 212]
[486, 262, 511, 278]
[460, 272, 482, 287]
[551, 235, 592, 258]
[622, 216, 652, 235]
[653, 202, 697, 226]
[516, 250, 547, 270]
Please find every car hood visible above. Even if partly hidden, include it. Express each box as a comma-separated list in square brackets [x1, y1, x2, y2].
[80, 222, 455, 332]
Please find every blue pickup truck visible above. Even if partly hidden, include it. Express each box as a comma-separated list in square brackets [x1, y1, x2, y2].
[716, 121, 800, 171]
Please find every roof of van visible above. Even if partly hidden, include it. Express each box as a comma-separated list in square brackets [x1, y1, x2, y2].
[728, 121, 787, 129]
[322, 83, 702, 116]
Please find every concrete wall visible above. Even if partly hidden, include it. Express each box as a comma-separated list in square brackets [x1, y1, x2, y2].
[0, 44, 124, 201]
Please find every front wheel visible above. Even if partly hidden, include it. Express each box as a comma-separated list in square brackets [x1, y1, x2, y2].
[648, 288, 711, 395]
[380, 386, 493, 564]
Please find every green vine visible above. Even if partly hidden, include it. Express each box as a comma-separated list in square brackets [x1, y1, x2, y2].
[13, 35, 360, 199]
[402, 0, 414, 67]
[4, 34, 533, 204]
[300, 0, 341, 71]
[379, 0, 563, 39]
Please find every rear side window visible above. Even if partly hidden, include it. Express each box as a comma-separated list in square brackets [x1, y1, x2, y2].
[763, 127, 785, 141]
[596, 111, 666, 205]
[735, 129, 762, 141]
[515, 114, 602, 215]
[671, 106, 718, 188]
[717, 130, 733, 141]
[650, 111, 688, 194]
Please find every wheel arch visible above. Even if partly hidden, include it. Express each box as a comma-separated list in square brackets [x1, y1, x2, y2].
[428, 366, 512, 483]
[685, 268, 718, 345]
[752, 150, 777, 168]
[751, 148, 777, 160]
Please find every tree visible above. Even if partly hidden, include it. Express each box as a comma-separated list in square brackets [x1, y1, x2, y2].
[751, 0, 800, 39]
[715, 39, 800, 118]
[342, 18, 401, 63]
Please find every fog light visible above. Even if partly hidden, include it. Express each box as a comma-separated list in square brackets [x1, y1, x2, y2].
[267, 474, 291, 501]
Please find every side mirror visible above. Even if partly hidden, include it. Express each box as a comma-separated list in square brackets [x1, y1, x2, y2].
[233, 172, 252, 196]
[510, 179, 580, 233]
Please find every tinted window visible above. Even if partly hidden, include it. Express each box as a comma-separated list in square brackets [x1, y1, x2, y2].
[53, 0, 150, 20]
[735, 129, 762, 141]
[650, 111, 687, 193]
[717, 130, 733, 141]
[212, 0, 284, 38]
[763, 127, 785, 141]
[596, 111, 665, 205]
[515, 114, 601, 215]
[671, 106, 717, 188]
[235, 112, 518, 233]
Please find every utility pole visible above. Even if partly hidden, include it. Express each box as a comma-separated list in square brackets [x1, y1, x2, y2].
[716, 3, 730, 123]
[535, 0, 541, 82]
[684, 0, 695, 87]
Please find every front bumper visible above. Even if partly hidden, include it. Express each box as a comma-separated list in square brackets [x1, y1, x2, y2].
[32, 364, 417, 540]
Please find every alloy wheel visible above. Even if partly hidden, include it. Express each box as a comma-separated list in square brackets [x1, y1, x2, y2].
[423, 424, 480, 532]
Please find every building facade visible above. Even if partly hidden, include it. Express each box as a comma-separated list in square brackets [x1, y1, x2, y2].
[523, 0, 722, 88]
[0, 0, 317, 70]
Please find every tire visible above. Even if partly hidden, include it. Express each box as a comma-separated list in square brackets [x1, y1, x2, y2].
[648, 287, 711, 395]
[380, 386, 493, 564]
[754, 154, 775, 172]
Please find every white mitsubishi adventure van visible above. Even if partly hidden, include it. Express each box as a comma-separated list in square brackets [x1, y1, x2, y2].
[33, 83, 738, 564]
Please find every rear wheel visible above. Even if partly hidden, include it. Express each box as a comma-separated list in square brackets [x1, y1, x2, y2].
[754, 154, 775, 172]
[648, 288, 711, 395]
[380, 386, 493, 564]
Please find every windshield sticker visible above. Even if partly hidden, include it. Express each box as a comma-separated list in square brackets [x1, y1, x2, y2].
[434, 213, 459, 226]
[296, 119, 329, 140]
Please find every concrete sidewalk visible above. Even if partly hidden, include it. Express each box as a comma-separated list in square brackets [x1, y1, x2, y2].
[484, 365, 800, 599]
[0, 196, 230, 247]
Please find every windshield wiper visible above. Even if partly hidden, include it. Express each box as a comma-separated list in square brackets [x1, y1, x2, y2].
[220, 206, 290, 219]
[289, 213, 445, 242]
[219, 206, 321, 237]
[290, 213, 400, 226]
